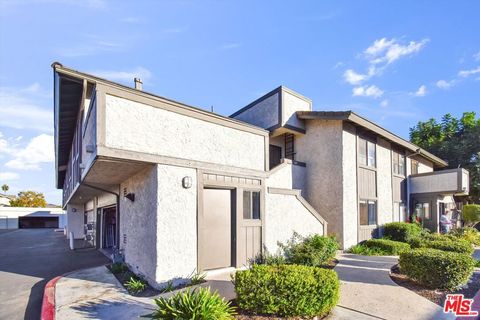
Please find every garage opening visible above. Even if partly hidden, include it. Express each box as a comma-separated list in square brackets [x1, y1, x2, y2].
[18, 216, 59, 228]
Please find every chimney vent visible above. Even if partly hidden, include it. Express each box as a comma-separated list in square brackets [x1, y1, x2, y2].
[134, 78, 143, 90]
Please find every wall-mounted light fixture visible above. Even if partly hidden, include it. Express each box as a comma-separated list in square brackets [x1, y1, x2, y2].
[182, 176, 192, 189]
[125, 193, 135, 202]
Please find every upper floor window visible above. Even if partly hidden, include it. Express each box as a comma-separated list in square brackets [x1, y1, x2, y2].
[392, 150, 406, 176]
[411, 159, 419, 175]
[359, 138, 376, 167]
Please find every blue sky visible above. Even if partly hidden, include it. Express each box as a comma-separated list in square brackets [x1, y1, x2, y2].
[0, 0, 479, 205]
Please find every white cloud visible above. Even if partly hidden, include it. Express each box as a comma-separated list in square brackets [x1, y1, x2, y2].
[343, 69, 367, 85]
[4, 134, 54, 170]
[220, 43, 241, 50]
[436, 79, 454, 90]
[380, 99, 389, 107]
[365, 38, 429, 65]
[0, 172, 19, 181]
[474, 51, 480, 61]
[89, 67, 152, 83]
[413, 85, 427, 97]
[458, 67, 480, 78]
[0, 84, 52, 132]
[352, 85, 384, 98]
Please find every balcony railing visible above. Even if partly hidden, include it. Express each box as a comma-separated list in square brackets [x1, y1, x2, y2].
[409, 168, 469, 196]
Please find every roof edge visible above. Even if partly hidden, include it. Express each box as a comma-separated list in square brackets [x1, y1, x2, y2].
[52, 63, 269, 136]
[297, 110, 448, 167]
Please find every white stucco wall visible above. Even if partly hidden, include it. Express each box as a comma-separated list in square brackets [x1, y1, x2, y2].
[233, 93, 279, 130]
[281, 91, 310, 130]
[265, 192, 324, 253]
[267, 163, 293, 189]
[295, 120, 344, 242]
[376, 138, 394, 227]
[342, 126, 358, 249]
[66, 204, 84, 239]
[120, 165, 158, 285]
[105, 95, 265, 171]
[155, 164, 197, 286]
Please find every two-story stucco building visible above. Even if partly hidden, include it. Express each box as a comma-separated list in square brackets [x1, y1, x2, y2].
[53, 63, 468, 289]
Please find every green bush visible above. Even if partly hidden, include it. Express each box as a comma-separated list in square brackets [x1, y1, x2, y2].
[450, 227, 480, 246]
[150, 287, 235, 320]
[399, 248, 475, 289]
[249, 252, 287, 265]
[383, 222, 422, 243]
[234, 264, 339, 317]
[347, 244, 385, 256]
[110, 262, 128, 274]
[410, 238, 473, 254]
[279, 233, 338, 267]
[463, 204, 480, 225]
[363, 239, 410, 255]
[124, 277, 146, 294]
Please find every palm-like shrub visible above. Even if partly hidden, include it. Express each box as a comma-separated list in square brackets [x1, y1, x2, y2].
[150, 287, 235, 320]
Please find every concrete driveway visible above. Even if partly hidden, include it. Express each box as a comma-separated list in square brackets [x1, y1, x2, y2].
[0, 229, 109, 320]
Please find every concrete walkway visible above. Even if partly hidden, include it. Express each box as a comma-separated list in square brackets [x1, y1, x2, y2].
[333, 253, 453, 320]
[54, 266, 236, 319]
[55, 255, 463, 320]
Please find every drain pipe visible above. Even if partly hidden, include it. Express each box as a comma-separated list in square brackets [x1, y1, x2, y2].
[83, 184, 121, 252]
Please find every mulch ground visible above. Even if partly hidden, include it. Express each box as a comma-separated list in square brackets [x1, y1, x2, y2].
[389, 264, 480, 306]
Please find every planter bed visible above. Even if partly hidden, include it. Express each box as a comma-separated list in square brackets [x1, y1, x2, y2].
[390, 264, 480, 306]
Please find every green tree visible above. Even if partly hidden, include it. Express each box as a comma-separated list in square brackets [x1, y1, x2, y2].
[9, 191, 47, 208]
[409, 112, 480, 203]
[1, 184, 8, 194]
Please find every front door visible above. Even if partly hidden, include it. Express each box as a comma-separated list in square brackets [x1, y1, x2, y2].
[199, 189, 233, 270]
[103, 206, 117, 248]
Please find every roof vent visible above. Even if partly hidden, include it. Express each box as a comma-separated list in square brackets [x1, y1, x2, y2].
[134, 78, 143, 91]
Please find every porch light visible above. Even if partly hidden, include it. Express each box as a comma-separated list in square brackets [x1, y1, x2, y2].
[182, 176, 192, 189]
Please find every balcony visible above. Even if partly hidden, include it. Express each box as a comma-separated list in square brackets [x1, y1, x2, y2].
[409, 168, 469, 196]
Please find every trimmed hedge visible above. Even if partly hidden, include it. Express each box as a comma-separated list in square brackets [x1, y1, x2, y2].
[463, 204, 480, 225]
[410, 238, 473, 254]
[234, 264, 339, 317]
[383, 222, 422, 243]
[399, 248, 475, 289]
[363, 239, 410, 255]
[280, 233, 338, 267]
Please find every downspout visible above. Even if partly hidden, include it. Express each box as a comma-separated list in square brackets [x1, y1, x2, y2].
[405, 148, 422, 218]
[83, 184, 120, 252]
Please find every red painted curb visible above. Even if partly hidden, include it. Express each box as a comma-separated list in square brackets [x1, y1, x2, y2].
[41, 276, 61, 320]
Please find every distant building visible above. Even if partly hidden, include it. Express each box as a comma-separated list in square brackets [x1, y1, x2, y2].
[0, 194, 15, 207]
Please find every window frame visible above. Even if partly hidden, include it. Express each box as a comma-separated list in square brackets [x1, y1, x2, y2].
[392, 150, 406, 176]
[358, 137, 376, 168]
[411, 159, 419, 175]
[243, 190, 261, 220]
[359, 199, 377, 226]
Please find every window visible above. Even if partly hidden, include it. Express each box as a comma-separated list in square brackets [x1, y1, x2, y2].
[359, 138, 376, 167]
[269, 145, 282, 169]
[392, 151, 405, 176]
[415, 202, 430, 220]
[411, 160, 419, 175]
[394, 202, 406, 222]
[360, 200, 377, 225]
[243, 191, 260, 219]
